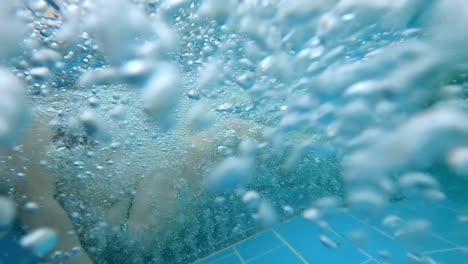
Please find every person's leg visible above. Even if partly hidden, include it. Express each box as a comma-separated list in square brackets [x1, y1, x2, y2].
[126, 117, 262, 245]
[6, 113, 93, 263]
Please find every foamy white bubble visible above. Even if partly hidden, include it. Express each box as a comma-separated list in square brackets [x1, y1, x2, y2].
[142, 65, 182, 129]
[242, 190, 261, 209]
[320, 235, 340, 249]
[20, 228, 58, 258]
[399, 172, 442, 201]
[205, 156, 253, 192]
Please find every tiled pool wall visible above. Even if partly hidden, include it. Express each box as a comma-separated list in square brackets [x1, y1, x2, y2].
[195, 185, 468, 264]
[195, 200, 467, 264]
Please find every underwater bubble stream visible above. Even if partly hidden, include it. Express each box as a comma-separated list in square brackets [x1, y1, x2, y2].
[0, 0, 467, 263]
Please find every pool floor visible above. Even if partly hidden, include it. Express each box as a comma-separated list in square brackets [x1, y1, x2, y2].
[194, 199, 468, 264]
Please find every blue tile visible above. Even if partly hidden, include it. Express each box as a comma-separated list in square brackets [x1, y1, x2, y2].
[427, 249, 468, 264]
[444, 186, 468, 206]
[402, 201, 468, 246]
[411, 235, 455, 253]
[353, 203, 412, 237]
[360, 260, 378, 264]
[327, 213, 409, 263]
[275, 217, 368, 264]
[327, 212, 366, 236]
[354, 203, 454, 252]
[248, 246, 303, 264]
[236, 231, 283, 261]
[197, 248, 235, 264]
[439, 231, 468, 246]
[211, 254, 243, 264]
[437, 199, 468, 213]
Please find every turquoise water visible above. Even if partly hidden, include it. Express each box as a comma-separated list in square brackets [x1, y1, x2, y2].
[0, 0, 467, 263]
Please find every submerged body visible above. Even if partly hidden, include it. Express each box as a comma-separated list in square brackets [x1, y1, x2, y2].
[1, 93, 264, 262]
[0, 113, 93, 263]
[1, 81, 341, 263]
[3, 0, 468, 263]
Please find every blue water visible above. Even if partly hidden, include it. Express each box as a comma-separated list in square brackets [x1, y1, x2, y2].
[0, 1, 468, 263]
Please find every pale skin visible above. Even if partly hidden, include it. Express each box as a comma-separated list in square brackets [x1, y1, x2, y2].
[1, 113, 93, 263]
[1, 1, 266, 262]
[1, 108, 262, 262]
[121, 117, 263, 250]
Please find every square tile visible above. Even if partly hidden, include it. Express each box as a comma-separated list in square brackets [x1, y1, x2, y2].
[360, 259, 378, 264]
[354, 203, 455, 252]
[444, 186, 468, 206]
[426, 249, 468, 264]
[248, 246, 303, 264]
[275, 217, 368, 264]
[210, 254, 243, 264]
[327, 213, 408, 263]
[402, 201, 468, 246]
[196, 248, 235, 264]
[437, 199, 468, 213]
[236, 231, 283, 261]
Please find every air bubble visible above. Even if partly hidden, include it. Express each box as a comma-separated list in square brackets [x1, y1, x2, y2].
[24, 202, 40, 214]
[79, 109, 110, 142]
[242, 190, 261, 209]
[0, 197, 15, 231]
[348, 189, 386, 217]
[187, 104, 214, 133]
[142, 65, 182, 129]
[29, 67, 51, 78]
[399, 172, 443, 201]
[303, 208, 321, 222]
[205, 157, 253, 192]
[28, 0, 48, 12]
[216, 103, 233, 112]
[382, 215, 402, 229]
[254, 200, 278, 228]
[319, 235, 340, 249]
[394, 219, 431, 244]
[20, 228, 58, 258]
[447, 147, 468, 179]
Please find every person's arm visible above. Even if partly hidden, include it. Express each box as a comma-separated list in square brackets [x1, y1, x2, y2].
[11, 114, 93, 263]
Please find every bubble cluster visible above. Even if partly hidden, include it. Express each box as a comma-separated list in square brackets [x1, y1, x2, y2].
[0, 197, 15, 232]
[20, 228, 58, 258]
[0, 0, 467, 263]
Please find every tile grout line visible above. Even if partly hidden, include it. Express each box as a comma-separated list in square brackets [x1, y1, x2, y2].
[423, 247, 468, 254]
[349, 213, 395, 241]
[272, 229, 311, 264]
[195, 230, 269, 263]
[194, 216, 306, 263]
[431, 233, 459, 248]
[233, 245, 247, 264]
[352, 210, 459, 249]
[243, 245, 284, 263]
[357, 203, 463, 252]
[359, 258, 374, 264]
[326, 223, 381, 264]
[436, 203, 466, 214]
[205, 253, 236, 264]
[228, 229, 271, 248]
[351, 211, 466, 258]
[193, 251, 235, 264]
[399, 203, 462, 247]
